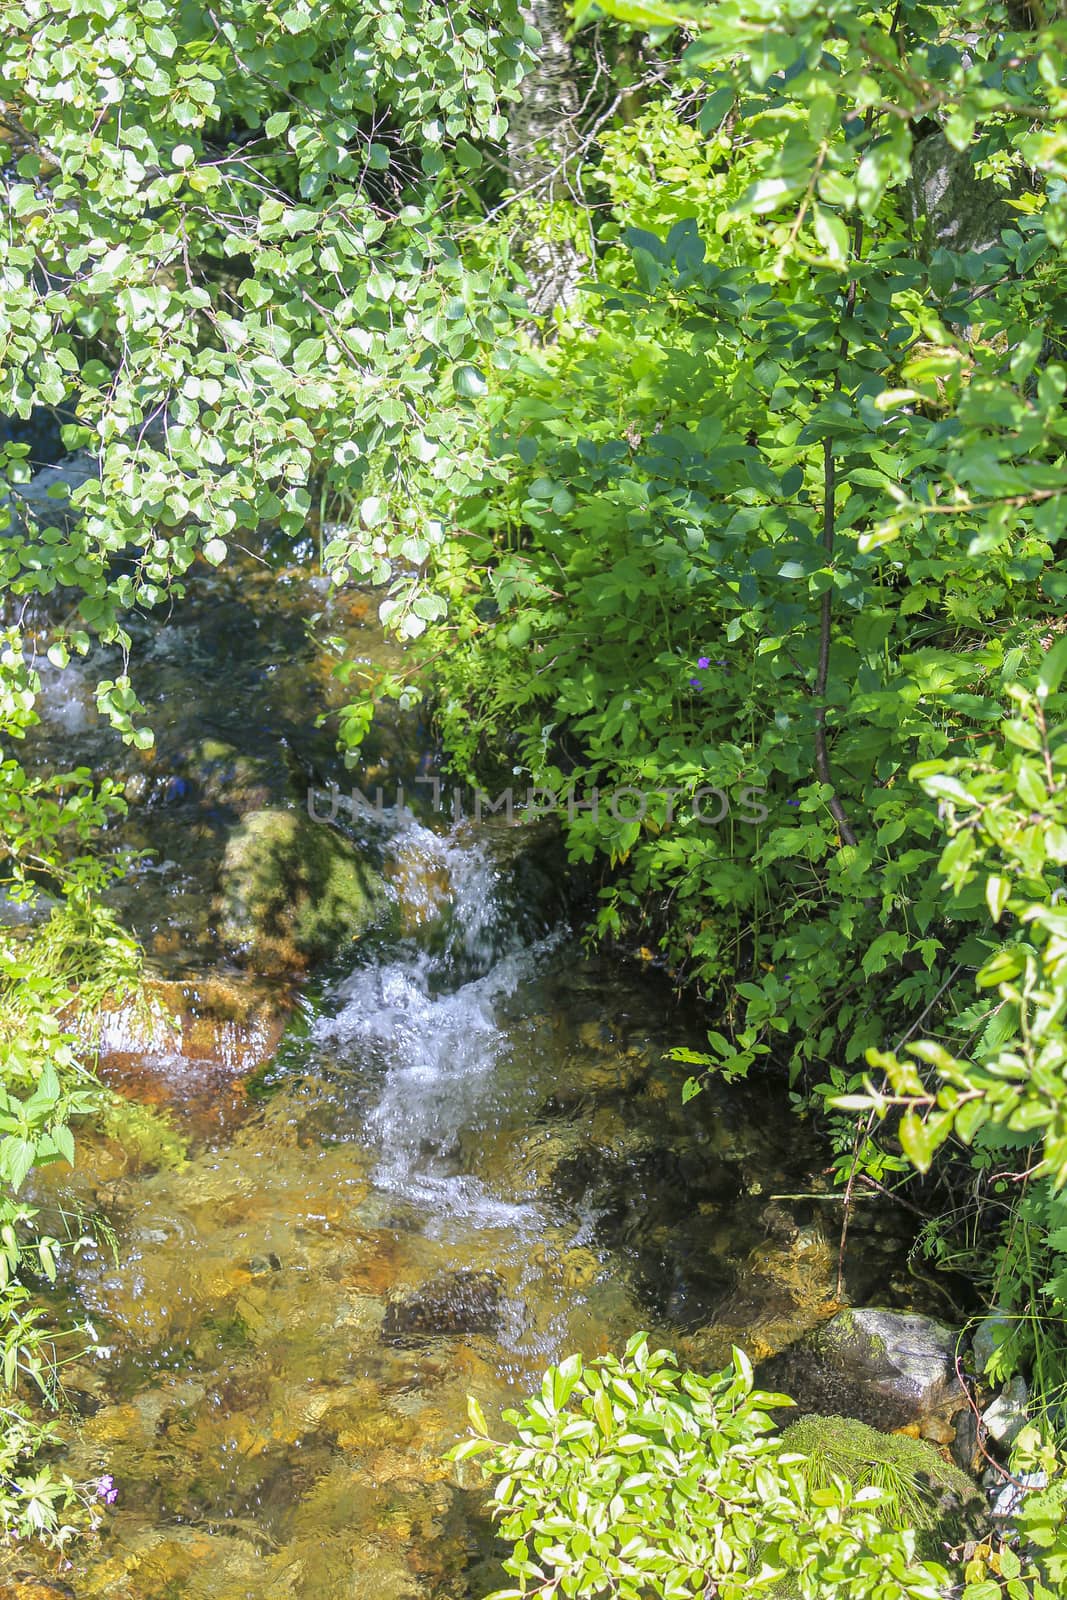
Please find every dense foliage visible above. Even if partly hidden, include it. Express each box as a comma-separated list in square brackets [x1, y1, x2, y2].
[451, 1337, 949, 1600]
[4, 0, 1067, 1586]
[408, 0, 1067, 1448]
[454, 1339, 1067, 1600]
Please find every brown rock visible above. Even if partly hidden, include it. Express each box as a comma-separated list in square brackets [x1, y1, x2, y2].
[383, 838, 452, 936]
[381, 1271, 502, 1341]
[77, 974, 293, 1139]
[0, 1578, 77, 1600]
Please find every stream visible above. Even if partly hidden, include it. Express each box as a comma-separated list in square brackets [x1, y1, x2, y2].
[12, 536, 926, 1600]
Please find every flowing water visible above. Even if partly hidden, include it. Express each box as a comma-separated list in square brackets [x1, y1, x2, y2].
[9, 543, 925, 1600]
[23, 808, 923, 1600]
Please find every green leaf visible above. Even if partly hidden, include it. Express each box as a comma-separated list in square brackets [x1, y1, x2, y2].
[1038, 636, 1067, 701]
[5, 1138, 36, 1194]
[986, 875, 1011, 922]
[699, 86, 734, 133]
[52, 1124, 75, 1165]
[37, 1239, 56, 1283]
[812, 205, 849, 265]
[453, 364, 488, 398]
[1016, 762, 1047, 809]
[898, 1112, 932, 1173]
[735, 177, 805, 217]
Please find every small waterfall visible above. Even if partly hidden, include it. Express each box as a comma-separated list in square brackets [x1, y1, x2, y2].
[313, 820, 560, 1228]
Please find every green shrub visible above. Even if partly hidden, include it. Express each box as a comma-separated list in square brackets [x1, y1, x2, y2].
[451, 1336, 948, 1600]
[0, 889, 144, 1546]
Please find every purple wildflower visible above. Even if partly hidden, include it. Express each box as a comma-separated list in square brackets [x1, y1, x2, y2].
[697, 656, 711, 669]
[786, 799, 801, 807]
[95, 1474, 118, 1505]
[689, 678, 703, 690]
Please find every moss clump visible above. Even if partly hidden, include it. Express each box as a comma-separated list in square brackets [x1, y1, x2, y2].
[779, 1414, 983, 1551]
[98, 1094, 189, 1172]
[215, 807, 388, 974]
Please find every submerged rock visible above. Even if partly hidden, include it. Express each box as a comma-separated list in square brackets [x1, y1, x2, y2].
[172, 737, 285, 817]
[756, 1306, 966, 1437]
[215, 807, 387, 973]
[0, 1580, 78, 1600]
[691, 1221, 838, 1365]
[247, 1251, 283, 1276]
[381, 1271, 502, 1340]
[91, 973, 293, 1073]
[77, 973, 295, 1140]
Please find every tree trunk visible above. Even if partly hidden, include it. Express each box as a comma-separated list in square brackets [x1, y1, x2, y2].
[909, 129, 1013, 257]
[507, 0, 586, 316]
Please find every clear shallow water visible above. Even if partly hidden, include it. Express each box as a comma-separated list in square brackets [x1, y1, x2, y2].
[22, 811, 873, 1600]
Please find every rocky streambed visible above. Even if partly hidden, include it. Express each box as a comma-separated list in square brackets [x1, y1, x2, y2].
[5, 518, 987, 1600]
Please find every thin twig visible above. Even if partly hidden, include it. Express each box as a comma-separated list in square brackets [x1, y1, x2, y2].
[815, 188, 866, 855]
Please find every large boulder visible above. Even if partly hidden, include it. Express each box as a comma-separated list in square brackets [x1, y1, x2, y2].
[756, 1306, 967, 1439]
[215, 808, 387, 974]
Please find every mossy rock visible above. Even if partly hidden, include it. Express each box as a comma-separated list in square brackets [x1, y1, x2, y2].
[756, 1307, 965, 1435]
[214, 808, 388, 974]
[779, 1413, 984, 1554]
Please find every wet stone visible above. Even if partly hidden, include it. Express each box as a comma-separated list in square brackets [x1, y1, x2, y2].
[982, 1374, 1029, 1446]
[381, 1270, 502, 1341]
[0, 1580, 78, 1600]
[756, 1306, 966, 1437]
[248, 1251, 282, 1276]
